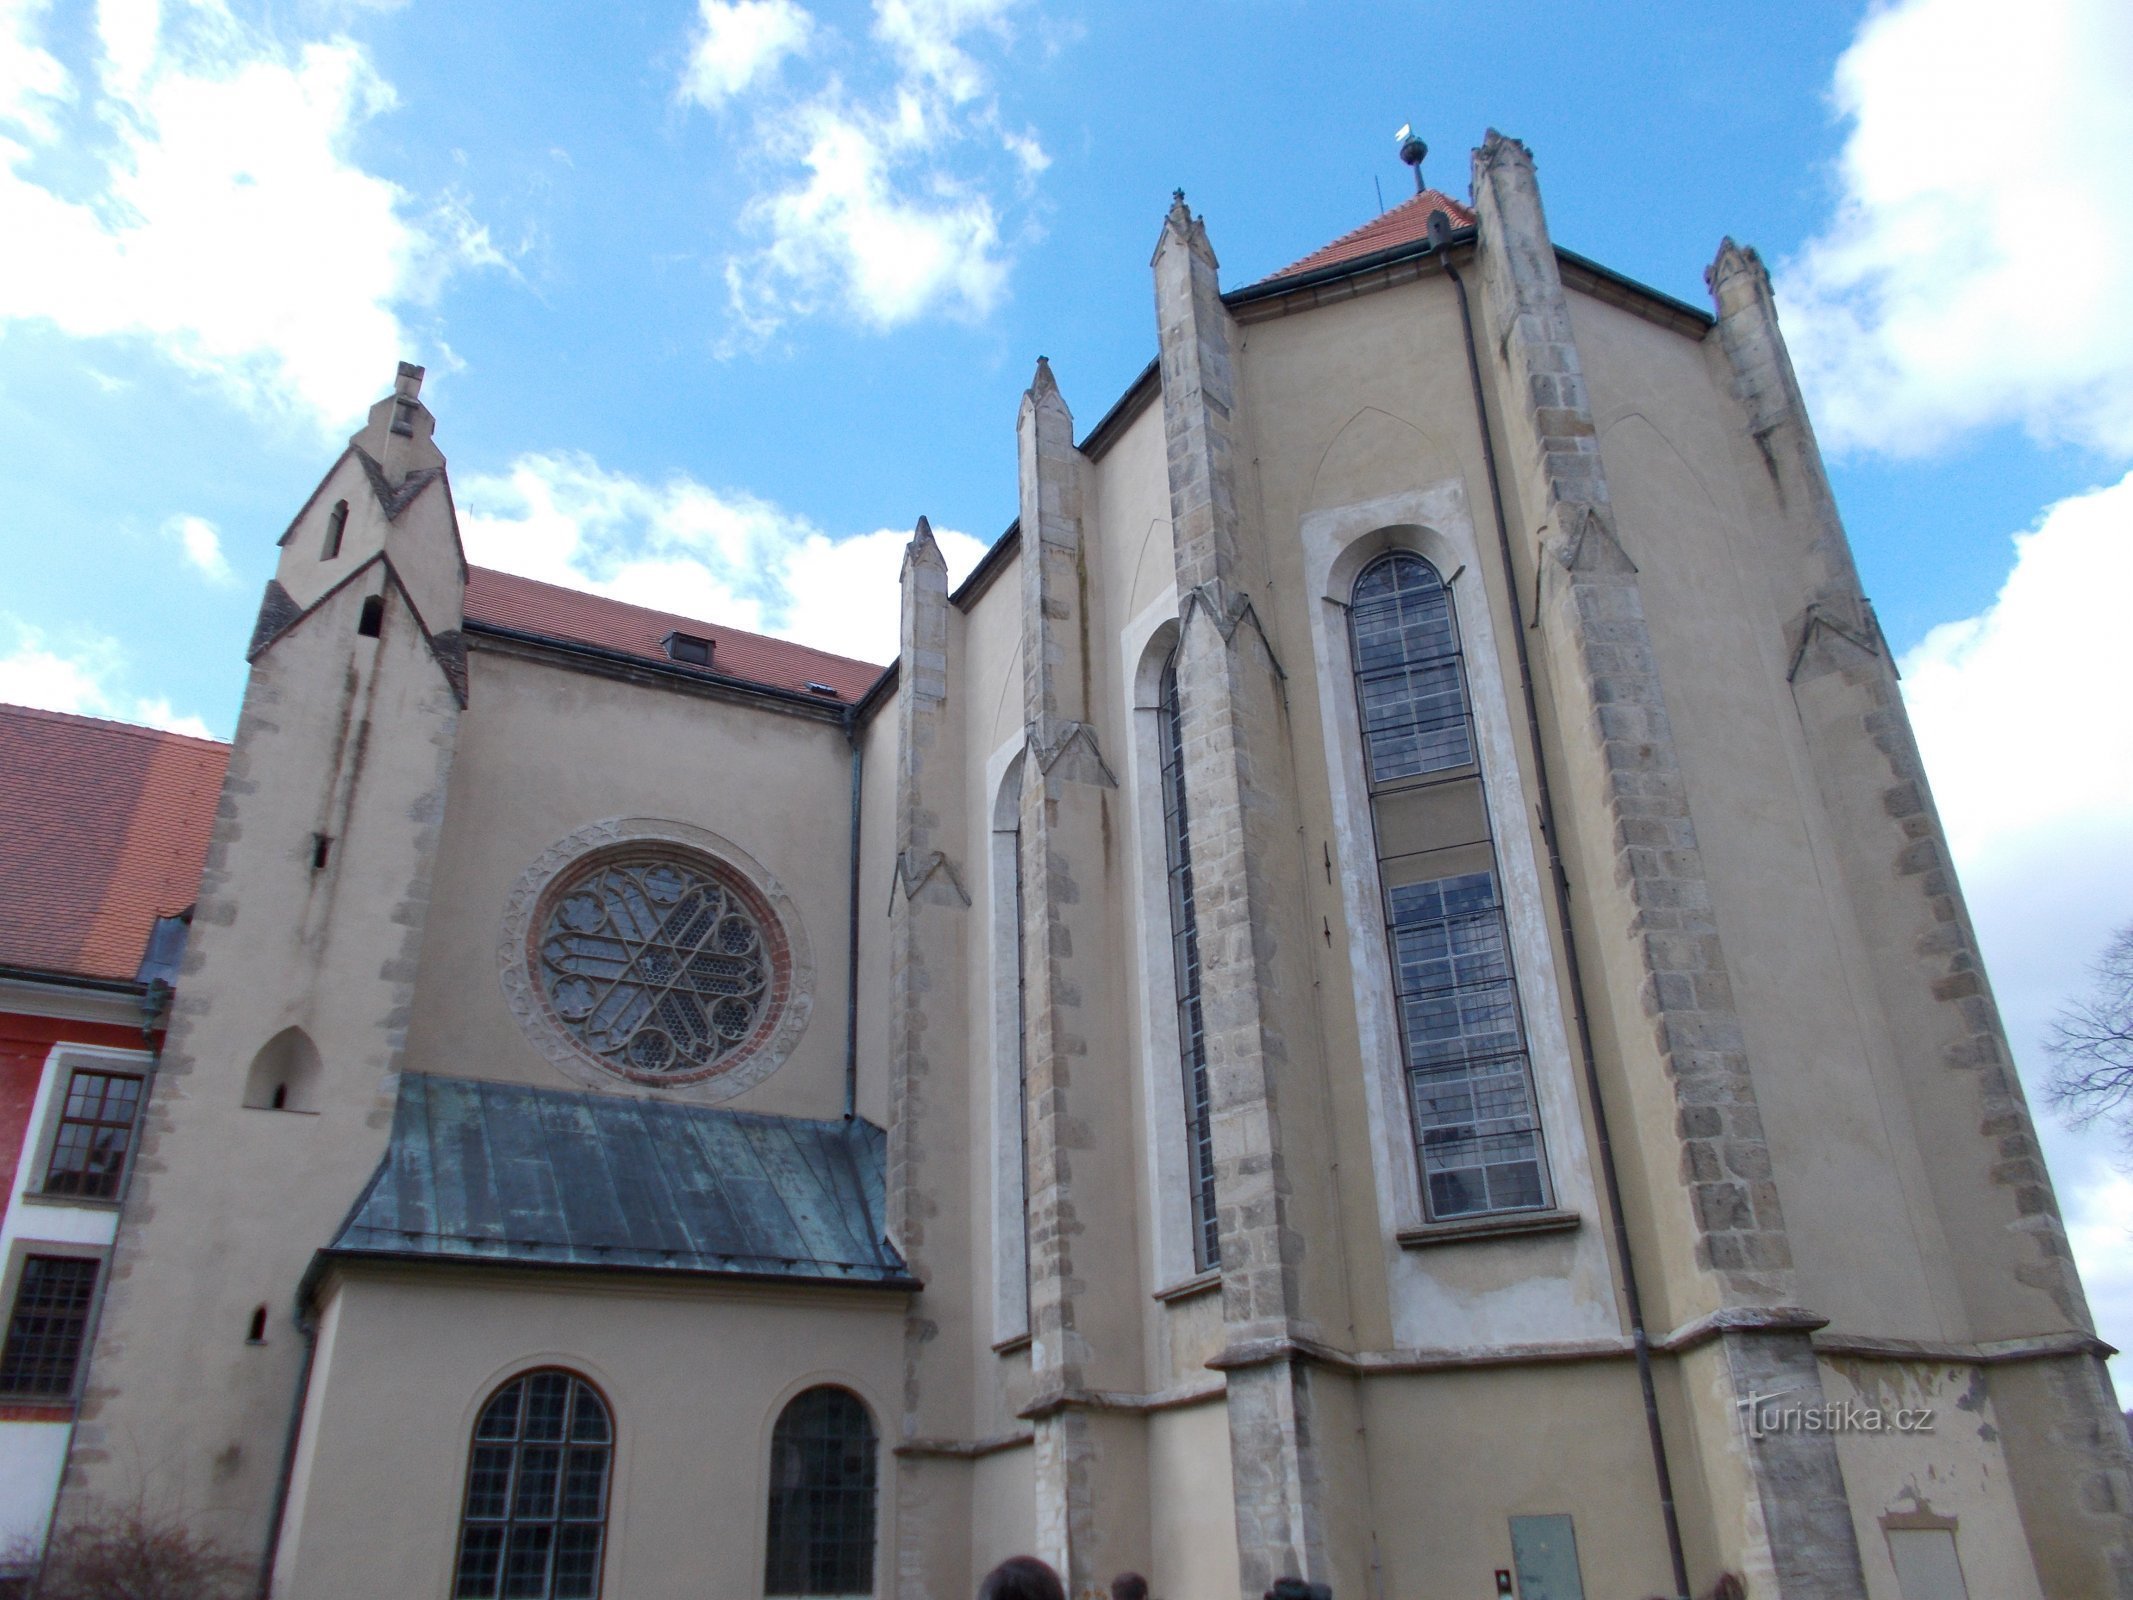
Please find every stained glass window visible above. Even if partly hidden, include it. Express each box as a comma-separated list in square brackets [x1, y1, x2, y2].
[1350, 550, 1474, 781]
[1349, 551, 1549, 1221]
[1157, 649, 1220, 1271]
[537, 854, 775, 1081]
[454, 1370, 610, 1600]
[765, 1386, 877, 1596]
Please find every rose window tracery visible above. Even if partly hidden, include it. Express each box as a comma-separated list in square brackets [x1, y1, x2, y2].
[536, 854, 776, 1081]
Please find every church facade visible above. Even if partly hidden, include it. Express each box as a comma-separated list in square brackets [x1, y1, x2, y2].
[43, 132, 2133, 1599]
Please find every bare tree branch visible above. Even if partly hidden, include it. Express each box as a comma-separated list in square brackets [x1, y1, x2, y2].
[2046, 922, 2133, 1144]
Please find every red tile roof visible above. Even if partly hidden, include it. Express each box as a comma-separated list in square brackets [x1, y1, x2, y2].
[1264, 188, 1477, 282]
[0, 705, 227, 986]
[463, 568, 886, 704]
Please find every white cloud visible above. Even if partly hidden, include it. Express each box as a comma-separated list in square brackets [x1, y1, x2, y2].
[0, 620, 215, 738]
[1777, 0, 2133, 457]
[165, 512, 233, 583]
[678, 0, 811, 109]
[457, 450, 985, 663]
[685, 0, 1043, 339]
[0, 0, 71, 140]
[1901, 468, 2133, 1398]
[0, 0, 502, 433]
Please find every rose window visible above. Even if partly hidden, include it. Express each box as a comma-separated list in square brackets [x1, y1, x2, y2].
[536, 854, 777, 1081]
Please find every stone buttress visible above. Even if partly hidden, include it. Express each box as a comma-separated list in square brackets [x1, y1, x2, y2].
[1469, 133, 1871, 1599]
[1151, 196, 1363, 1599]
[1012, 360, 1151, 1597]
[886, 517, 980, 1599]
[1708, 238, 2133, 1599]
[60, 367, 469, 1560]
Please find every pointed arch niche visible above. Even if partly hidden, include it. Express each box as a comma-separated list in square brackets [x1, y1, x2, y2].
[1299, 483, 1619, 1350]
[242, 1026, 322, 1113]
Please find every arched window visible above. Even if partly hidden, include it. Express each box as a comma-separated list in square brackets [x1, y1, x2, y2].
[990, 754, 1030, 1342]
[322, 499, 348, 560]
[1156, 648, 1220, 1270]
[1349, 551, 1548, 1220]
[765, 1386, 877, 1597]
[453, 1369, 611, 1600]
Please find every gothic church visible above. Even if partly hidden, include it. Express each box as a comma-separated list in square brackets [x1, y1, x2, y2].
[10, 132, 2131, 1600]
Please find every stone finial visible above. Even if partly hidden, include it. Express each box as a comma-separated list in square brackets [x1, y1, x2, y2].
[904, 513, 944, 570]
[394, 361, 425, 400]
[1473, 127, 1535, 181]
[1154, 189, 1218, 269]
[1705, 236, 1772, 308]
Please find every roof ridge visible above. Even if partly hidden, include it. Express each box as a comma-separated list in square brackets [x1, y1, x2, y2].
[1263, 186, 1477, 283]
[0, 701, 228, 751]
[466, 565, 886, 673]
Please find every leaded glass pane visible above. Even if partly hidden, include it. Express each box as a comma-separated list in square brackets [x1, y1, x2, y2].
[1349, 552, 1474, 781]
[537, 854, 774, 1081]
[764, 1386, 878, 1596]
[1387, 873, 1548, 1219]
[1157, 651, 1221, 1272]
[454, 1372, 610, 1599]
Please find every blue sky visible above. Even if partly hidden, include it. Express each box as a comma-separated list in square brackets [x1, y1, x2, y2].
[3, 0, 2130, 1390]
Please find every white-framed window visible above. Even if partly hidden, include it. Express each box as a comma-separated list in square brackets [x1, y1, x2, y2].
[0, 1246, 102, 1401]
[37, 1068, 143, 1202]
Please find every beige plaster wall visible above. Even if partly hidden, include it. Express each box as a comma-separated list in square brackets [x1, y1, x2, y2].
[1570, 289, 1963, 1343]
[277, 1268, 907, 1600]
[1818, 1357, 2044, 1600]
[1359, 1363, 1674, 1599]
[402, 648, 858, 1121]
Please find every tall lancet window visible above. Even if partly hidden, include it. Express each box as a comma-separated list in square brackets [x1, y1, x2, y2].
[1349, 551, 1549, 1220]
[1157, 648, 1221, 1270]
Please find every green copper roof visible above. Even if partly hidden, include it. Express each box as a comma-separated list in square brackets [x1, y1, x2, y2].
[322, 1072, 913, 1290]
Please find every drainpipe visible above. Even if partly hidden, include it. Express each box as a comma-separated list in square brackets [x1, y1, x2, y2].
[255, 1296, 320, 1599]
[1433, 210, 1693, 1600]
[842, 709, 864, 1121]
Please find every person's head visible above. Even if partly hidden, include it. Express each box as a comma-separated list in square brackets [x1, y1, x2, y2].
[979, 1555, 1067, 1600]
[1265, 1579, 1323, 1600]
[1111, 1574, 1149, 1600]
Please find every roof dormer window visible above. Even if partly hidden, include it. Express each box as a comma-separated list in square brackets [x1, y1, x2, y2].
[664, 632, 713, 667]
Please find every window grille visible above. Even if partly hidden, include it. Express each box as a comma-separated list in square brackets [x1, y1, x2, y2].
[537, 854, 776, 1081]
[0, 1256, 99, 1397]
[1390, 873, 1545, 1216]
[1348, 551, 1548, 1221]
[1350, 551, 1475, 780]
[1157, 650, 1221, 1271]
[453, 1369, 610, 1600]
[43, 1069, 143, 1200]
[765, 1386, 877, 1596]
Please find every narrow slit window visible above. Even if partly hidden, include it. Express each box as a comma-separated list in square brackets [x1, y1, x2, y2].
[246, 1306, 268, 1343]
[311, 834, 332, 871]
[1348, 550, 1549, 1221]
[1156, 648, 1220, 1271]
[357, 595, 384, 638]
[453, 1369, 610, 1600]
[322, 499, 348, 560]
[764, 1386, 877, 1597]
